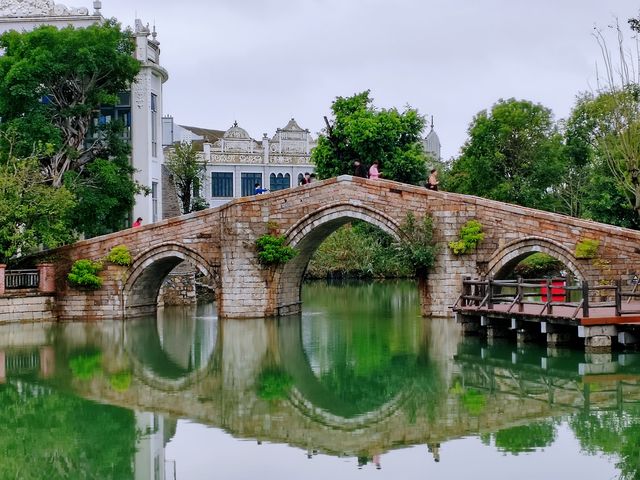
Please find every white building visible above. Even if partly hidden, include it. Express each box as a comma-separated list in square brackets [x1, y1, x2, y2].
[164, 117, 316, 209]
[0, 0, 168, 225]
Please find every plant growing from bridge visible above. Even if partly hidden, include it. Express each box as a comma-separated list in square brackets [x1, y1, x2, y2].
[396, 213, 438, 275]
[255, 234, 298, 266]
[67, 259, 104, 290]
[448, 220, 484, 255]
[575, 238, 600, 259]
[106, 245, 132, 266]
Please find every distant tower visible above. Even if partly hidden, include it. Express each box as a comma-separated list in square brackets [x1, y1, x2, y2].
[422, 116, 441, 161]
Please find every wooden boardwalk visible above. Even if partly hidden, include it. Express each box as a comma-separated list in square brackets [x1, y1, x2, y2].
[452, 277, 640, 350]
[456, 301, 640, 326]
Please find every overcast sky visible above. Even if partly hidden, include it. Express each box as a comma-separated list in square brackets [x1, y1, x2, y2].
[100, 0, 639, 159]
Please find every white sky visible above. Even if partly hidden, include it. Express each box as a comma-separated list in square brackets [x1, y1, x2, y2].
[100, 0, 639, 159]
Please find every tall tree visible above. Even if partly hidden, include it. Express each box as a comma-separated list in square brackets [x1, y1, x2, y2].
[446, 98, 565, 210]
[0, 147, 75, 264]
[588, 20, 640, 220]
[165, 141, 208, 214]
[64, 122, 146, 237]
[0, 20, 140, 186]
[312, 91, 428, 185]
[563, 92, 640, 228]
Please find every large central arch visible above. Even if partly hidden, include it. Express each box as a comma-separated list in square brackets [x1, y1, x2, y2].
[275, 202, 406, 315]
[123, 243, 218, 318]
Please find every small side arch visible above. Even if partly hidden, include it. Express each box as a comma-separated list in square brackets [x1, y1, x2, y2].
[123, 243, 218, 317]
[486, 237, 586, 280]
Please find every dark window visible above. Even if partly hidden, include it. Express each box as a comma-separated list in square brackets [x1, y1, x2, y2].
[117, 92, 131, 106]
[151, 182, 158, 222]
[151, 93, 158, 157]
[270, 173, 291, 191]
[212, 172, 233, 197]
[241, 172, 262, 196]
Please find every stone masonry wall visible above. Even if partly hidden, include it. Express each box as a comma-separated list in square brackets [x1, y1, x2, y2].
[0, 293, 56, 323]
[43, 176, 640, 320]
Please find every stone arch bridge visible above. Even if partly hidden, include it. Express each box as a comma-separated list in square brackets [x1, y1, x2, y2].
[49, 176, 640, 320]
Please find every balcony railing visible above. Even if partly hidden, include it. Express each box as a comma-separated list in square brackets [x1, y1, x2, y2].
[5, 269, 39, 289]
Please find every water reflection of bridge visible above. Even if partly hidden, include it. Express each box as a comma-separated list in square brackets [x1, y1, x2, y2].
[456, 339, 640, 417]
[3, 313, 640, 463]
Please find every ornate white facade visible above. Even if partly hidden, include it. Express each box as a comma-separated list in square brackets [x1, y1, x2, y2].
[165, 118, 316, 208]
[0, 0, 101, 33]
[0, 0, 168, 226]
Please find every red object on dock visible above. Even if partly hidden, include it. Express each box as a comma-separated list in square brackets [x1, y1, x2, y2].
[540, 280, 565, 302]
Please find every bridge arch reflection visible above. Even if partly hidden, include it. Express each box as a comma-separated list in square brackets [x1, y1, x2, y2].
[124, 305, 218, 391]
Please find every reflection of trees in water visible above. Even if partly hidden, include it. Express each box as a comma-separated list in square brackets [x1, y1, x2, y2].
[300, 279, 445, 419]
[0, 382, 136, 479]
[456, 335, 640, 477]
[494, 421, 558, 454]
[570, 409, 640, 480]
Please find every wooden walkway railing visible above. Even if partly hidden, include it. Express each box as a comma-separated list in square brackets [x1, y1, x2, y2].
[453, 277, 640, 319]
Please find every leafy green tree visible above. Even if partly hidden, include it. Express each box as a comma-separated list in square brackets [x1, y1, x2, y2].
[64, 122, 144, 237]
[0, 153, 75, 264]
[563, 92, 640, 228]
[587, 20, 640, 221]
[312, 90, 428, 185]
[165, 141, 208, 214]
[306, 222, 412, 279]
[0, 20, 140, 187]
[446, 98, 566, 210]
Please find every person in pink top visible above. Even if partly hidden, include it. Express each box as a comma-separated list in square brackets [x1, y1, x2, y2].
[368, 161, 380, 179]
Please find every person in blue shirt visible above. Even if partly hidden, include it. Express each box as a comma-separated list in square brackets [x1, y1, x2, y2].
[254, 182, 269, 194]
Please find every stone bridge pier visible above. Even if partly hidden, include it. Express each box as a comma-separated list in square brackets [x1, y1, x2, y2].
[47, 176, 640, 320]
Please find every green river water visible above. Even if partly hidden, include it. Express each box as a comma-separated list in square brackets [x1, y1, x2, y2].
[0, 280, 638, 479]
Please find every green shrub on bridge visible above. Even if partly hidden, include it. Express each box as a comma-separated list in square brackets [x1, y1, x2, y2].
[106, 245, 132, 266]
[256, 234, 298, 266]
[67, 259, 104, 289]
[575, 238, 600, 259]
[396, 212, 438, 275]
[448, 220, 484, 255]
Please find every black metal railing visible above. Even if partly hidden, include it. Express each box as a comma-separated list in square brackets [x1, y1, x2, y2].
[5, 269, 39, 289]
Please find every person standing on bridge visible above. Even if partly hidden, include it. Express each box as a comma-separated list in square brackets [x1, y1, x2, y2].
[132, 217, 143, 228]
[427, 168, 439, 191]
[254, 182, 269, 194]
[354, 161, 368, 178]
[369, 160, 380, 179]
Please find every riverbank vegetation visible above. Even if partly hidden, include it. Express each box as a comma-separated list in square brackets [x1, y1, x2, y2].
[306, 214, 436, 279]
